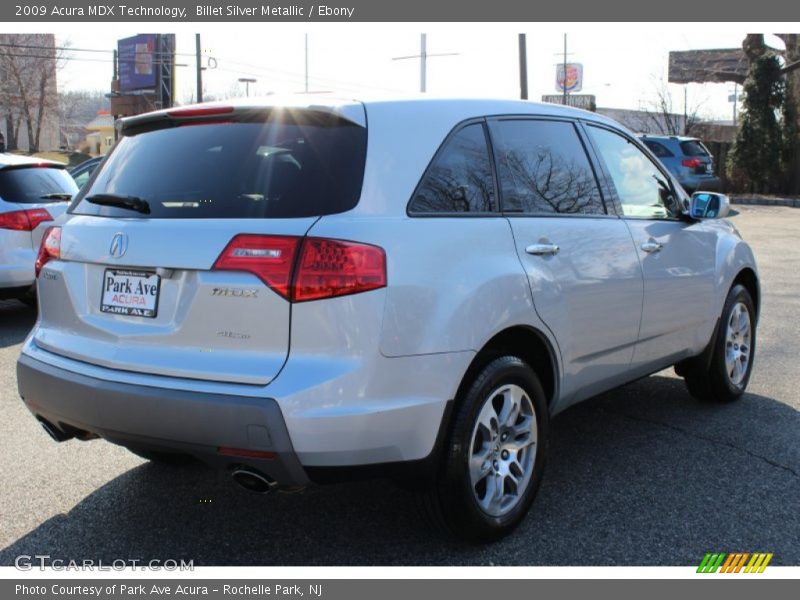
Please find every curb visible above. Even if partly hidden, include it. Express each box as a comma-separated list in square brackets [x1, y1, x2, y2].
[729, 196, 800, 208]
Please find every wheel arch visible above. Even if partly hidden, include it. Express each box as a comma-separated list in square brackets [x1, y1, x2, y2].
[732, 267, 760, 321]
[455, 326, 560, 412]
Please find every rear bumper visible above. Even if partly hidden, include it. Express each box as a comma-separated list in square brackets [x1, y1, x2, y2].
[680, 175, 721, 192]
[16, 353, 309, 486]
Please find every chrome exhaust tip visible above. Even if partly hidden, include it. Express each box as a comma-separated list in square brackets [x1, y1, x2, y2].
[231, 467, 278, 494]
[38, 418, 74, 442]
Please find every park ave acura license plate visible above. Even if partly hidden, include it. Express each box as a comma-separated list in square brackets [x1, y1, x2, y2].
[100, 269, 161, 318]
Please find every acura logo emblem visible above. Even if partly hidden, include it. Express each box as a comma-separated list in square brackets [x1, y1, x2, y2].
[109, 233, 128, 258]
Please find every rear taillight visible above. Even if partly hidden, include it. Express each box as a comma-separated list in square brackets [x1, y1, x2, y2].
[213, 235, 301, 300]
[35, 226, 61, 277]
[213, 235, 387, 302]
[293, 238, 386, 302]
[682, 158, 703, 169]
[0, 208, 52, 231]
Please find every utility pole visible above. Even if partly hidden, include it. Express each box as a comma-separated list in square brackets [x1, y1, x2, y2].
[519, 34, 528, 100]
[562, 34, 568, 105]
[195, 33, 203, 103]
[684, 86, 688, 134]
[392, 34, 459, 93]
[420, 33, 427, 93]
[238, 78, 256, 97]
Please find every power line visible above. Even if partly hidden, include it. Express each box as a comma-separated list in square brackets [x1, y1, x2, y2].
[0, 41, 198, 58]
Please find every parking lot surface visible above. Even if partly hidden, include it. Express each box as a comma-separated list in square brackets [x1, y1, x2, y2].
[1, 205, 798, 566]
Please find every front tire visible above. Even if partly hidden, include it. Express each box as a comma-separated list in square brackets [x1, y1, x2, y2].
[682, 284, 756, 402]
[422, 356, 549, 542]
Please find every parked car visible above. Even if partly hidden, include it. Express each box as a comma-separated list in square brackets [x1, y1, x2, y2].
[639, 134, 721, 193]
[17, 98, 759, 541]
[0, 154, 77, 303]
[68, 155, 104, 190]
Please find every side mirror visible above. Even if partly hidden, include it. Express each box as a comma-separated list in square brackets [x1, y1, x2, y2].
[690, 191, 730, 219]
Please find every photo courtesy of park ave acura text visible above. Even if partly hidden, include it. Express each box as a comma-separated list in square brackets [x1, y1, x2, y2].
[0, 10, 799, 571]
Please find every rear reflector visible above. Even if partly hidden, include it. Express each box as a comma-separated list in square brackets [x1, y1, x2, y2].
[217, 447, 276, 460]
[213, 234, 387, 302]
[0, 208, 52, 231]
[35, 226, 61, 277]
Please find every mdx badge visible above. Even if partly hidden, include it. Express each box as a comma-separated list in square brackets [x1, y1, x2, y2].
[211, 287, 259, 298]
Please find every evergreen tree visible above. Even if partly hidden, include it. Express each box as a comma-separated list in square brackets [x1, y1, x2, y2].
[727, 51, 785, 194]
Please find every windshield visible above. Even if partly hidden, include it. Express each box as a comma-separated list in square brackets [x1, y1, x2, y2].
[71, 116, 367, 219]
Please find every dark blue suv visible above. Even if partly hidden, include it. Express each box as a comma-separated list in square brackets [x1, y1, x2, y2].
[640, 135, 721, 193]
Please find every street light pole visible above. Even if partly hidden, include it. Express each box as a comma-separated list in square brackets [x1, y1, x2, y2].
[195, 33, 203, 103]
[519, 34, 528, 100]
[238, 77, 256, 97]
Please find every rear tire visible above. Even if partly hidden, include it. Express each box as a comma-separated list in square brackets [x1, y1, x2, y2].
[421, 355, 549, 542]
[682, 284, 756, 403]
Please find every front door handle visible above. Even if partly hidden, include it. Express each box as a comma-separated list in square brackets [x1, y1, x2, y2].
[526, 243, 560, 256]
[641, 241, 663, 253]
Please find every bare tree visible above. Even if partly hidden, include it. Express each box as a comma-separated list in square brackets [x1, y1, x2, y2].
[639, 79, 707, 136]
[0, 33, 64, 152]
[58, 90, 109, 149]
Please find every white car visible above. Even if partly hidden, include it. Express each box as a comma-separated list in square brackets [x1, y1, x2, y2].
[17, 97, 759, 540]
[0, 154, 76, 303]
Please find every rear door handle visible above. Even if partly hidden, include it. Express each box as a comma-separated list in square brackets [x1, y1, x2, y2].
[526, 243, 560, 256]
[640, 241, 663, 253]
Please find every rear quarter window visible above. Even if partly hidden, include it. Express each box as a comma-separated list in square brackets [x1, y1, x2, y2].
[642, 140, 674, 158]
[679, 140, 710, 157]
[71, 116, 367, 219]
[0, 167, 77, 204]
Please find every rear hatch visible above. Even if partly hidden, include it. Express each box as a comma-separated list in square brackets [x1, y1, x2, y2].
[34, 103, 367, 385]
[0, 163, 75, 264]
[680, 139, 715, 176]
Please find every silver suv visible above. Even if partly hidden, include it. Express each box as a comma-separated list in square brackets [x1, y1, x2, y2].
[17, 98, 759, 541]
[0, 154, 76, 303]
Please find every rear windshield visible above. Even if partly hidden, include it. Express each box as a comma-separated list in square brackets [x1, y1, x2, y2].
[0, 167, 77, 204]
[71, 116, 367, 219]
[679, 140, 710, 157]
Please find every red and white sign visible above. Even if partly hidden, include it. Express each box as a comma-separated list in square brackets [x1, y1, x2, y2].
[556, 63, 583, 93]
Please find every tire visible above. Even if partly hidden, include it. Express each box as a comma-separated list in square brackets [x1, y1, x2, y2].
[421, 355, 549, 542]
[683, 284, 756, 403]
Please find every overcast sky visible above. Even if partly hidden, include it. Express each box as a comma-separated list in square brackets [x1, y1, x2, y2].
[41, 23, 791, 121]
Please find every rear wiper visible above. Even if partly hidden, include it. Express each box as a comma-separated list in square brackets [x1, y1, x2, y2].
[40, 192, 72, 200]
[85, 193, 151, 214]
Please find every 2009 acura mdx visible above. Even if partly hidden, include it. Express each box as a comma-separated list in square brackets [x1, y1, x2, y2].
[17, 97, 759, 541]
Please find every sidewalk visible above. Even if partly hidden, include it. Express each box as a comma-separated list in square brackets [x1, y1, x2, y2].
[729, 194, 800, 208]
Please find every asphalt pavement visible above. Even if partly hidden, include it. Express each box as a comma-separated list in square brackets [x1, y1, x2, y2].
[0, 205, 798, 566]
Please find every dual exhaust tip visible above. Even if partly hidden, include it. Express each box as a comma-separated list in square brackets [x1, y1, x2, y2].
[231, 467, 278, 494]
[39, 417, 281, 496]
[38, 418, 75, 443]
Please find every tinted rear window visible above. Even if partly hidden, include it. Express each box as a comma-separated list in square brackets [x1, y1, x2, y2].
[71, 116, 367, 219]
[0, 167, 77, 204]
[679, 140, 710, 157]
[642, 140, 674, 158]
